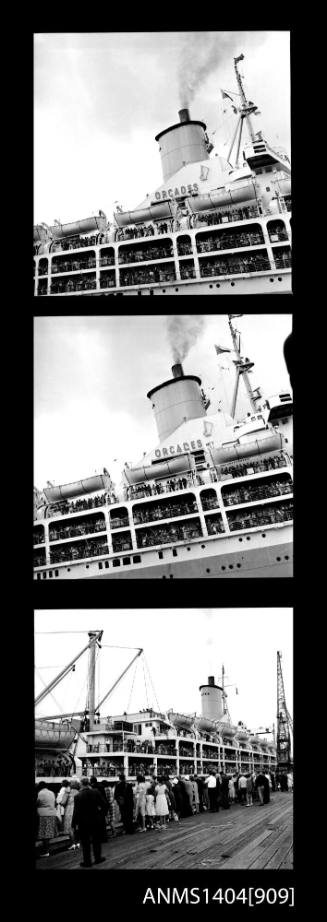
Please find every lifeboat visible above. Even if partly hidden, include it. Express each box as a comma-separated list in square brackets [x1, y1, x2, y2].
[43, 473, 110, 503]
[35, 719, 76, 749]
[167, 711, 194, 730]
[217, 722, 237, 740]
[123, 454, 193, 485]
[188, 177, 257, 214]
[235, 728, 250, 742]
[194, 716, 219, 733]
[114, 201, 175, 227]
[50, 215, 107, 239]
[212, 431, 283, 466]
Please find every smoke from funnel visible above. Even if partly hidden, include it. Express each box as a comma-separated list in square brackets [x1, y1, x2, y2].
[167, 315, 206, 364]
[178, 31, 266, 108]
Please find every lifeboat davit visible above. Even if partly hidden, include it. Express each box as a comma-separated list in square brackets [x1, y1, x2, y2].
[236, 728, 250, 742]
[35, 719, 76, 749]
[50, 215, 107, 239]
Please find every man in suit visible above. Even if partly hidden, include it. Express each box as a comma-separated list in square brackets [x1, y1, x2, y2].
[72, 777, 106, 867]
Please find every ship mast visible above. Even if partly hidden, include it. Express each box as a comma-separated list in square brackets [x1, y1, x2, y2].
[228, 314, 258, 417]
[227, 54, 258, 168]
[276, 651, 293, 773]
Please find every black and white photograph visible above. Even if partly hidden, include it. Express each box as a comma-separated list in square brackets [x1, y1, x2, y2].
[34, 313, 293, 580]
[33, 31, 291, 296]
[34, 607, 293, 870]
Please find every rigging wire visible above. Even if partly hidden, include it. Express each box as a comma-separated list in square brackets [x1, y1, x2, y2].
[143, 656, 161, 712]
[126, 659, 139, 713]
[35, 667, 63, 714]
[142, 655, 150, 709]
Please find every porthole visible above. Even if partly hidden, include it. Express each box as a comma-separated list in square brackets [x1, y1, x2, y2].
[175, 288, 179, 292]
[67, 568, 71, 572]
[261, 533, 266, 538]
[86, 564, 89, 569]
[231, 282, 235, 287]
[173, 549, 178, 557]
[246, 536, 251, 541]
[209, 284, 213, 289]
[105, 561, 109, 568]
[229, 564, 234, 569]
[284, 555, 289, 560]
[169, 574, 174, 578]
[206, 568, 211, 573]
[270, 278, 274, 283]
[55, 570, 59, 577]
[187, 547, 191, 551]
[236, 563, 241, 568]
[98, 562, 103, 569]
[158, 551, 163, 559]
[278, 277, 282, 281]
[238, 538, 243, 542]
[216, 283, 220, 288]
[201, 544, 206, 549]
[162, 575, 167, 579]
[163, 289, 166, 293]
[221, 565, 226, 571]
[276, 556, 281, 562]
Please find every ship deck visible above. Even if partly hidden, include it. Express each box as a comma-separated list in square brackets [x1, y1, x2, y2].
[36, 792, 293, 870]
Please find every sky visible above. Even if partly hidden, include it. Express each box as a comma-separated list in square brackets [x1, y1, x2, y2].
[35, 608, 293, 735]
[34, 31, 290, 225]
[34, 313, 292, 490]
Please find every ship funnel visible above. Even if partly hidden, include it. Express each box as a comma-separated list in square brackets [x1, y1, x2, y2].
[172, 363, 184, 379]
[208, 676, 215, 686]
[199, 676, 224, 721]
[179, 108, 190, 123]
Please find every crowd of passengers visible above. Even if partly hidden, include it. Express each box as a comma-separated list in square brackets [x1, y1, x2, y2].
[197, 230, 264, 253]
[52, 257, 96, 273]
[100, 275, 115, 288]
[227, 500, 293, 531]
[180, 264, 196, 279]
[200, 252, 270, 277]
[194, 205, 261, 226]
[50, 539, 108, 564]
[223, 478, 293, 506]
[219, 453, 288, 479]
[133, 497, 198, 525]
[36, 758, 73, 777]
[112, 534, 132, 552]
[49, 517, 106, 542]
[206, 516, 225, 535]
[136, 521, 202, 548]
[273, 252, 292, 268]
[127, 476, 196, 499]
[119, 243, 173, 264]
[52, 235, 98, 252]
[45, 493, 117, 518]
[120, 266, 176, 286]
[50, 276, 97, 293]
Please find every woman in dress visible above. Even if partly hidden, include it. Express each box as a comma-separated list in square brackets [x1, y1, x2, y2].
[56, 779, 70, 829]
[63, 779, 80, 847]
[145, 784, 156, 830]
[155, 777, 169, 829]
[36, 782, 58, 857]
[135, 773, 147, 832]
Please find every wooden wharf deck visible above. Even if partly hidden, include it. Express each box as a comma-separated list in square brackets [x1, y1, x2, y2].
[36, 792, 293, 871]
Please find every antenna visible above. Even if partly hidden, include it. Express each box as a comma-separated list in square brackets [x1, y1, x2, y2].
[227, 55, 259, 168]
[228, 315, 257, 417]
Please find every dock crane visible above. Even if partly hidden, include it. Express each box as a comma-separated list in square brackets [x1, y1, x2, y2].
[276, 650, 293, 772]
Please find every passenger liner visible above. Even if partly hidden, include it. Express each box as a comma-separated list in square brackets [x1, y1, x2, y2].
[35, 634, 277, 785]
[33, 316, 293, 579]
[33, 54, 291, 296]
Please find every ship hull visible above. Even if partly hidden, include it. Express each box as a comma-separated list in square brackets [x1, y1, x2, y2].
[46, 270, 291, 297]
[34, 525, 292, 579]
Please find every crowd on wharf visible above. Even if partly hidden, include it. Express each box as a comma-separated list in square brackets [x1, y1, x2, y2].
[35, 770, 293, 865]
